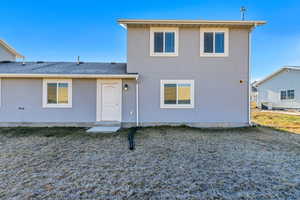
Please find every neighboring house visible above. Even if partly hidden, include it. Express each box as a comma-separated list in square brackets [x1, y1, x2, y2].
[255, 66, 300, 110]
[250, 81, 258, 103]
[0, 19, 265, 128]
[0, 39, 24, 61]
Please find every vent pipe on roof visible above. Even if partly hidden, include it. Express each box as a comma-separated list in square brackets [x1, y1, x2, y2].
[77, 56, 80, 65]
[240, 6, 247, 21]
[22, 57, 26, 65]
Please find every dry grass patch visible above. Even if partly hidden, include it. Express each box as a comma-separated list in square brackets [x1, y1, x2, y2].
[252, 109, 300, 134]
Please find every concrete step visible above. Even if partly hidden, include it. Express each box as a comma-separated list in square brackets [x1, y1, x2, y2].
[86, 126, 121, 133]
[94, 121, 121, 127]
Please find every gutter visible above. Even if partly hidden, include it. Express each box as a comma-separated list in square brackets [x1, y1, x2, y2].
[0, 73, 139, 79]
[118, 19, 267, 27]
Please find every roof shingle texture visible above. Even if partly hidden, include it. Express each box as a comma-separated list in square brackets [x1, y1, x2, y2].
[0, 62, 129, 75]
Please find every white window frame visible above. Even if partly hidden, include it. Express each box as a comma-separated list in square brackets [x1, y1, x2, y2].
[200, 28, 229, 57]
[280, 89, 287, 100]
[43, 79, 72, 108]
[287, 89, 295, 100]
[280, 89, 295, 101]
[160, 80, 194, 109]
[150, 27, 179, 57]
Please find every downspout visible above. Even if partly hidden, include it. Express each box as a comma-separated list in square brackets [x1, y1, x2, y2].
[127, 77, 139, 151]
[248, 24, 255, 126]
[136, 77, 139, 126]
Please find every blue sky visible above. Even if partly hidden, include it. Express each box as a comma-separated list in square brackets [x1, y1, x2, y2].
[1, 0, 300, 81]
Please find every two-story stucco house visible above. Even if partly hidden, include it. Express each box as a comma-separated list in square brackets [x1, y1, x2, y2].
[255, 66, 300, 110]
[0, 19, 265, 128]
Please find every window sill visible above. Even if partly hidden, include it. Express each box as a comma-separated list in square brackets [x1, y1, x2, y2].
[200, 53, 228, 57]
[151, 53, 178, 57]
[160, 105, 194, 109]
[43, 104, 72, 108]
[280, 99, 295, 101]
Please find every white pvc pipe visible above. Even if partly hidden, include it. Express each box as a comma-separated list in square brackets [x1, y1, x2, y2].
[136, 77, 139, 126]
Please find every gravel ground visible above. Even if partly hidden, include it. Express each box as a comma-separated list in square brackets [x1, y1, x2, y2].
[0, 126, 300, 200]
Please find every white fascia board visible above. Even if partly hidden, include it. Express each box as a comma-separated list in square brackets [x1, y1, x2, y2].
[0, 73, 139, 79]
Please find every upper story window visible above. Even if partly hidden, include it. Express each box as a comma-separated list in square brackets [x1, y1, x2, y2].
[43, 79, 72, 108]
[200, 28, 229, 57]
[150, 27, 178, 56]
[281, 89, 295, 100]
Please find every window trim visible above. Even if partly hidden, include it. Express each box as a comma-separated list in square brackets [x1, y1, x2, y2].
[200, 28, 229, 57]
[43, 79, 72, 108]
[150, 27, 179, 57]
[280, 89, 295, 101]
[160, 80, 194, 109]
[287, 89, 295, 100]
[280, 90, 287, 100]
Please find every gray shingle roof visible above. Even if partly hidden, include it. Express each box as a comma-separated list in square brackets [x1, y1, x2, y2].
[0, 62, 130, 75]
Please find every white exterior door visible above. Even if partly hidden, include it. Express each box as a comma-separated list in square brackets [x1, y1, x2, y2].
[97, 79, 122, 122]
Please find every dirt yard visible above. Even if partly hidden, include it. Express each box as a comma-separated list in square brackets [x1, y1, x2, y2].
[0, 126, 300, 199]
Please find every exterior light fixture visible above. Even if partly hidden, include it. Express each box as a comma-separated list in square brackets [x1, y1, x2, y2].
[124, 84, 129, 91]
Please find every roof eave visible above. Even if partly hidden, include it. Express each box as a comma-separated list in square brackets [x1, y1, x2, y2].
[0, 73, 139, 79]
[15, 53, 25, 59]
[0, 40, 24, 58]
[118, 19, 267, 29]
[255, 66, 300, 87]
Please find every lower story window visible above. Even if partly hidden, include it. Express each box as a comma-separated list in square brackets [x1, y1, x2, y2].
[160, 80, 194, 108]
[280, 91, 287, 100]
[281, 89, 295, 100]
[43, 79, 72, 108]
[288, 90, 295, 99]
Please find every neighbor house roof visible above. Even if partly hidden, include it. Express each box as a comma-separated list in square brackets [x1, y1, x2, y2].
[251, 81, 258, 92]
[0, 62, 138, 78]
[254, 66, 300, 87]
[118, 19, 266, 29]
[0, 40, 24, 58]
